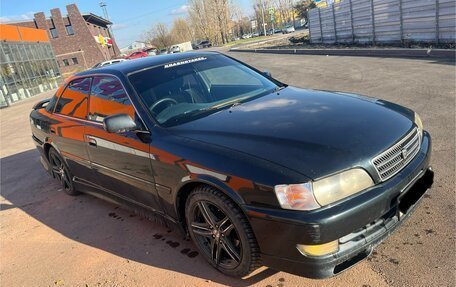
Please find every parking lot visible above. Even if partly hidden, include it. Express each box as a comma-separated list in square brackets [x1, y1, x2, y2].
[1, 52, 454, 287]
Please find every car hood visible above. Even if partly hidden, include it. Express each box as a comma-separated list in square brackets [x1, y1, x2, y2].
[168, 87, 415, 180]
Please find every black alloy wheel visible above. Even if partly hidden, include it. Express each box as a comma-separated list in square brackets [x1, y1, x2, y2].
[191, 200, 241, 269]
[48, 148, 78, 195]
[186, 186, 260, 277]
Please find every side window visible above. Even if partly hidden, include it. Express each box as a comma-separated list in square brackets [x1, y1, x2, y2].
[54, 77, 91, 119]
[88, 76, 135, 122]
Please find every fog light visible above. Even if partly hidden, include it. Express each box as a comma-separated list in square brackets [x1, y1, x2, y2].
[297, 240, 339, 257]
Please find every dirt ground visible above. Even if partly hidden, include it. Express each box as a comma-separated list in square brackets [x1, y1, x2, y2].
[1, 52, 455, 287]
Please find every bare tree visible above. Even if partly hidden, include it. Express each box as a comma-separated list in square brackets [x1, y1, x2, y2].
[188, 0, 213, 42]
[188, 0, 233, 45]
[230, 3, 250, 36]
[141, 29, 155, 47]
[170, 17, 193, 43]
[142, 22, 173, 49]
[154, 23, 173, 48]
[294, 0, 316, 24]
[143, 0, 237, 47]
[252, 0, 274, 34]
[213, 0, 230, 43]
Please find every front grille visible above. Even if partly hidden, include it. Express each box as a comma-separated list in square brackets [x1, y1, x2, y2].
[372, 128, 421, 181]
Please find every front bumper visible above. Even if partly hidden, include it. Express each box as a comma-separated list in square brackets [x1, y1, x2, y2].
[244, 131, 433, 279]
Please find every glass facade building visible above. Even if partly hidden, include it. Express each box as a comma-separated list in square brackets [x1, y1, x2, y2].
[0, 24, 61, 107]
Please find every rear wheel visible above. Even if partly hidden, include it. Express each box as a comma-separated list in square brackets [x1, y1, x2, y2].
[48, 148, 79, 196]
[185, 186, 260, 277]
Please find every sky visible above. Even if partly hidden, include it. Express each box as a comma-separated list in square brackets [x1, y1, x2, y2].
[0, 0, 254, 48]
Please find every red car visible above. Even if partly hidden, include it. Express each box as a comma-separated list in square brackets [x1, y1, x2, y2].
[125, 51, 148, 60]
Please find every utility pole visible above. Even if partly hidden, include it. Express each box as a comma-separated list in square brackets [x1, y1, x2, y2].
[99, 1, 110, 21]
[291, 0, 296, 28]
[99, 1, 117, 57]
[99, 1, 114, 38]
[269, 7, 275, 35]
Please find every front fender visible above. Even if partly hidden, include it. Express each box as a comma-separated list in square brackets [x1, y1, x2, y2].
[168, 173, 252, 234]
[177, 173, 246, 206]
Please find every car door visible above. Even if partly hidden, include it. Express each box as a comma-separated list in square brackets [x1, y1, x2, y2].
[51, 77, 92, 180]
[84, 75, 161, 211]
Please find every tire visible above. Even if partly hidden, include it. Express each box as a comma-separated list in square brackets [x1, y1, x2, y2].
[48, 147, 79, 196]
[185, 185, 260, 277]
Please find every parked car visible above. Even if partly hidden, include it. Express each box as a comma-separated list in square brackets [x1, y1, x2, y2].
[241, 33, 252, 39]
[125, 51, 149, 59]
[282, 25, 296, 34]
[193, 40, 212, 49]
[169, 45, 181, 53]
[91, 59, 126, 68]
[266, 28, 280, 35]
[251, 32, 260, 37]
[172, 41, 194, 52]
[143, 47, 158, 56]
[30, 52, 433, 279]
[159, 48, 169, 55]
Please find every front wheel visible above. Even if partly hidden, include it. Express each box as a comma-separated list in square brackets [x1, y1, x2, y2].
[185, 186, 260, 277]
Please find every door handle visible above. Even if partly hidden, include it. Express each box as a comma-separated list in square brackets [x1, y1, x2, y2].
[86, 136, 97, 147]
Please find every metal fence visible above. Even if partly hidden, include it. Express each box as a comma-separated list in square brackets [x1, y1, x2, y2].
[309, 0, 456, 44]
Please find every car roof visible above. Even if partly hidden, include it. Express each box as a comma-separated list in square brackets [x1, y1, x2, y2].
[78, 51, 219, 77]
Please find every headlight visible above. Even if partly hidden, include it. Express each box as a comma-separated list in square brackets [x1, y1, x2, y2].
[313, 169, 374, 206]
[274, 168, 374, 211]
[414, 112, 424, 139]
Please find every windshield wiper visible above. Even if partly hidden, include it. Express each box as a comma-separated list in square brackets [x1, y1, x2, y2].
[160, 108, 211, 126]
[207, 86, 285, 111]
[207, 95, 252, 111]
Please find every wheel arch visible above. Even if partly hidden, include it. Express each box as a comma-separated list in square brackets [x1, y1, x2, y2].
[43, 139, 66, 167]
[175, 177, 247, 233]
[43, 142, 53, 161]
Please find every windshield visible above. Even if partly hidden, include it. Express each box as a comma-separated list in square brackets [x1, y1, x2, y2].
[128, 54, 280, 127]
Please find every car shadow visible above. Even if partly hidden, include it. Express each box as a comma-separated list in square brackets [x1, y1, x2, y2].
[0, 149, 277, 286]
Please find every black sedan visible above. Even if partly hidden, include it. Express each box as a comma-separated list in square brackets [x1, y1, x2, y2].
[30, 52, 433, 278]
[193, 40, 212, 49]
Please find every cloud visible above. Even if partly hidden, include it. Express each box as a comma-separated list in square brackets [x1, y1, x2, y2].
[111, 23, 128, 30]
[170, 5, 189, 15]
[0, 11, 35, 23]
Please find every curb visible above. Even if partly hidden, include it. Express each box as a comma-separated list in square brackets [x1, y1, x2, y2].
[229, 48, 456, 59]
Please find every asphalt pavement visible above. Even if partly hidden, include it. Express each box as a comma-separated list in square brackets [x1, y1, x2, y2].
[1, 51, 455, 287]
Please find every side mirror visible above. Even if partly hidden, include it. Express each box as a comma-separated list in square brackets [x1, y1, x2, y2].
[263, 71, 272, 77]
[33, 98, 50, 110]
[103, 113, 137, 133]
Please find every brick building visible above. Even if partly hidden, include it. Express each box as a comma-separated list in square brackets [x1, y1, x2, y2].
[12, 4, 120, 76]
